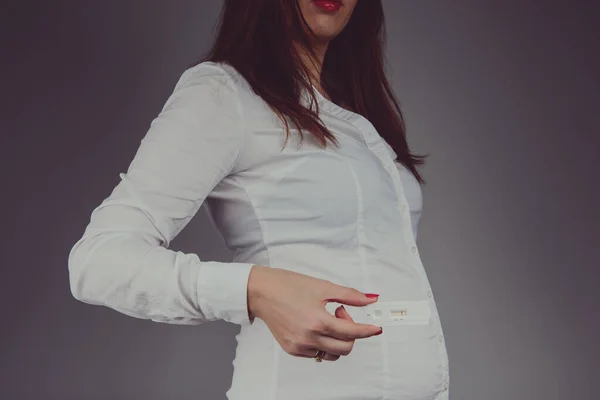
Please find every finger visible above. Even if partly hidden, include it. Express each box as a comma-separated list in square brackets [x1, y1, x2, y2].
[334, 304, 354, 321]
[324, 286, 379, 307]
[315, 334, 355, 356]
[320, 305, 354, 361]
[304, 348, 340, 362]
[321, 313, 382, 340]
[317, 306, 359, 357]
[298, 347, 325, 359]
[322, 352, 340, 362]
[313, 305, 353, 362]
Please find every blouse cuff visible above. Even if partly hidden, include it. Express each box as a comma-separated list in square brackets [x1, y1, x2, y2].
[196, 261, 256, 325]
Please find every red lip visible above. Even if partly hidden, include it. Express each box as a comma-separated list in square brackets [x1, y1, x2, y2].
[313, 0, 342, 12]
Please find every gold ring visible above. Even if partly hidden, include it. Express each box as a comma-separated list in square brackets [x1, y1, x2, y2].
[313, 349, 325, 362]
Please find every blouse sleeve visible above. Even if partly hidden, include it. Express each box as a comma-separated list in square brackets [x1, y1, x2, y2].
[67, 63, 255, 326]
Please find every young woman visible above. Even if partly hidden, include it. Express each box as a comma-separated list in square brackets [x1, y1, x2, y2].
[68, 0, 450, 398]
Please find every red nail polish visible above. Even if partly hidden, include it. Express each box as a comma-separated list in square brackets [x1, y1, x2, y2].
[375, 328, 383, 335]
[365, 293, 379, 298]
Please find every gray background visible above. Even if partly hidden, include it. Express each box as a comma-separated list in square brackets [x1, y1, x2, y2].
[2, 1, 599, 399]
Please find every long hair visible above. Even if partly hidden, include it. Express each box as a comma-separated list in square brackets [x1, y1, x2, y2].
[193, 0, 428, 184]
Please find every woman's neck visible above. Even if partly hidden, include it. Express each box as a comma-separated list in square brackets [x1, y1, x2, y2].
[296, 41, 330, 100]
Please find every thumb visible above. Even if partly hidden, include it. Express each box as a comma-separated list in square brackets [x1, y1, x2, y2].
[325, 285, 379, 307]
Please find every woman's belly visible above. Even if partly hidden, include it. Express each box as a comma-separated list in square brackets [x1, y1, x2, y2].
[227, 246, 450, 400]
[227, 311, 448, 400]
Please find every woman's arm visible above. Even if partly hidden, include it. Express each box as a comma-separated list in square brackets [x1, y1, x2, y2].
[68, 63, 255, 326]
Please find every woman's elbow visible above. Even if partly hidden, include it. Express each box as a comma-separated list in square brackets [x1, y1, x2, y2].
[67, 236, 103, 304]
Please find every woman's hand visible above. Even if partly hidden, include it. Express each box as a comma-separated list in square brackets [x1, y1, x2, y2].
[247, 265, 383, 361]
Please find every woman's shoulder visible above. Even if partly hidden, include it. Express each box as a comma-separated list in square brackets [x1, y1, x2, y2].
[179, 61, 248, 92]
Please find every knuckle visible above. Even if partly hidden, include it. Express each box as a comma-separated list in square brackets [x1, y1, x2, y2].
[281, 337, 304, 356]
[306, 318, 326, 334]
[339, 330, 354, 341]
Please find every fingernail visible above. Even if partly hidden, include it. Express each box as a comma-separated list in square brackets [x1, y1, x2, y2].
[365, 293, 379, 298]
[375, 327, 383, 335]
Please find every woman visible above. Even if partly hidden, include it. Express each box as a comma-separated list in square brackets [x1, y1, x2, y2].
[68, 0, 450, 399]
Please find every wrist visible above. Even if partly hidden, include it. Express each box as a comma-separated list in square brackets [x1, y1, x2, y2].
[247, 265, 268, 321]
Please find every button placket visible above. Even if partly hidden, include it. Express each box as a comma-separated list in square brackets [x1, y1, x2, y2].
[364, 136, 428, 271]
[368, 142, 407, 203]
[349, 113, 451, 392]
[368, 135, 450, 378]
[348, 114, 450, 391]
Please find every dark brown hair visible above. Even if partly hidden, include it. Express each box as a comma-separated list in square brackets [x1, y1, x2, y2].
[193, 0, 428, 184]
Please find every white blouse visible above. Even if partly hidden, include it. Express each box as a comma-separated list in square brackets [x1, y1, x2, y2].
[68, 61, 450, 400]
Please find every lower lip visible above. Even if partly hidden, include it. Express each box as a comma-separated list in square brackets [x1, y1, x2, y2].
[313, 1, 341, 12]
